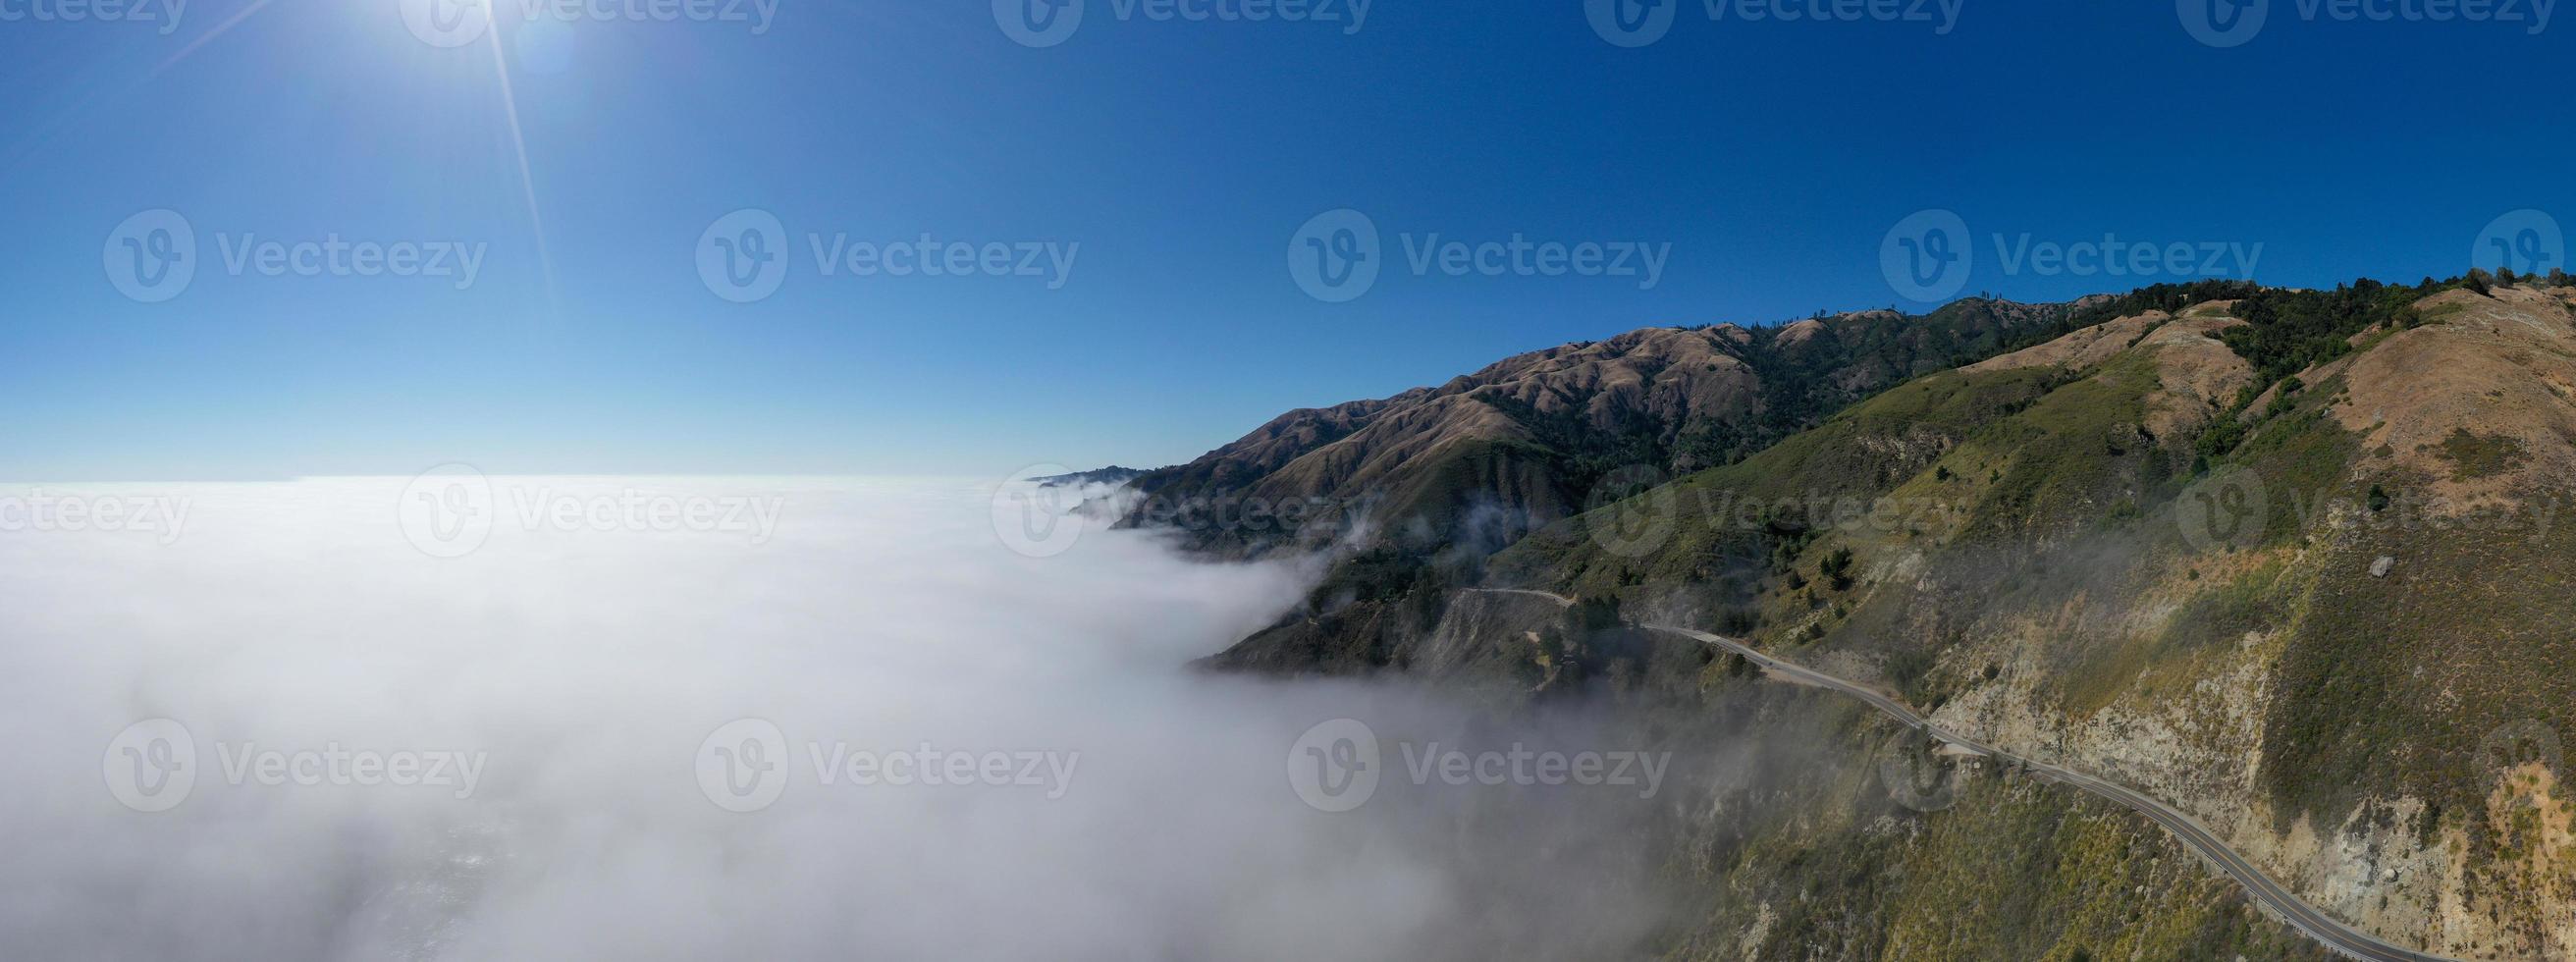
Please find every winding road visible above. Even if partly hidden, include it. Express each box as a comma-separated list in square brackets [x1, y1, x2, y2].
[1467, 587, 2452, 962]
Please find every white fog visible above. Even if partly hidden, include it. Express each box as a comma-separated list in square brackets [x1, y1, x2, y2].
[0, 477, 1676, 961]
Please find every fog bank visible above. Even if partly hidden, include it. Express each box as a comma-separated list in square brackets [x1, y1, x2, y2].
[0, 477, 1680, 961]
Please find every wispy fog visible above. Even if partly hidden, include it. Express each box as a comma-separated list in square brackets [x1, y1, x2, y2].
[0, 477, 1677, 961]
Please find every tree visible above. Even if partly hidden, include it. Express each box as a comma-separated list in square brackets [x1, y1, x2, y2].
[1820, 547, 1855, 591]
[1570, 596, 1622, 632]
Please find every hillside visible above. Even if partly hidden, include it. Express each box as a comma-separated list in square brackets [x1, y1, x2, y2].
[1152, 273, 2576, 959]
[1483, 278, 2576, 959]
[1124, 297, 2097, 557]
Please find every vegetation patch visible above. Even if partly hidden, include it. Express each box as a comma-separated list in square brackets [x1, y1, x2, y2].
[1655, 685, 2330, 962]
[1954, 351, 2165, 545]
[2434, 427, 2530, 481]
[2217, 279, 2443, 385]
[2055, 559, 2293, 716]
[2259, 515, 2576, 840]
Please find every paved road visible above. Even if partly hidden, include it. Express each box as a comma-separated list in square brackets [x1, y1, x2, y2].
[1465, 588, 2453, 962]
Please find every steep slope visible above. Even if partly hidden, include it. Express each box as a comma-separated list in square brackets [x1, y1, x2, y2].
[1143, 275, 2573, 960]
[1491, 279, 2576, 959]
[1257, 580, 2338, 961]
[1127, 297, 2095, 558]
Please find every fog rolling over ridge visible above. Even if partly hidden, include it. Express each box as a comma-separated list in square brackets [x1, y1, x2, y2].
[0, 477, 1686, 961]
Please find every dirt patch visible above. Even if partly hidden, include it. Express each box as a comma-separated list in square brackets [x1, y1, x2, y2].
[1774, 317, 1827, 347]
[2327, 287, 2576, 510]
[2137, 313, 2255, 441]
[1965, 311, 2169, 375]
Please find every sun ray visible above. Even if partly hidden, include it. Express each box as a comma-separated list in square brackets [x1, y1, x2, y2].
[480, 16, 560, 318]
[0, 0, 276, 173]
[137, 0, 276, 87]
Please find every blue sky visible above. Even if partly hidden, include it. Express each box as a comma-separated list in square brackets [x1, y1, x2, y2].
[1, 0, 2569, 479]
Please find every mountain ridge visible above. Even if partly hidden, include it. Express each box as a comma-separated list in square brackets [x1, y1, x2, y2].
[1123, 295, 2120, 559]
[1139, 271, 2576, 960]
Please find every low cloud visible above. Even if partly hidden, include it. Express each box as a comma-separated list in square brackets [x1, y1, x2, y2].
[0, 477, 1679, 961]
